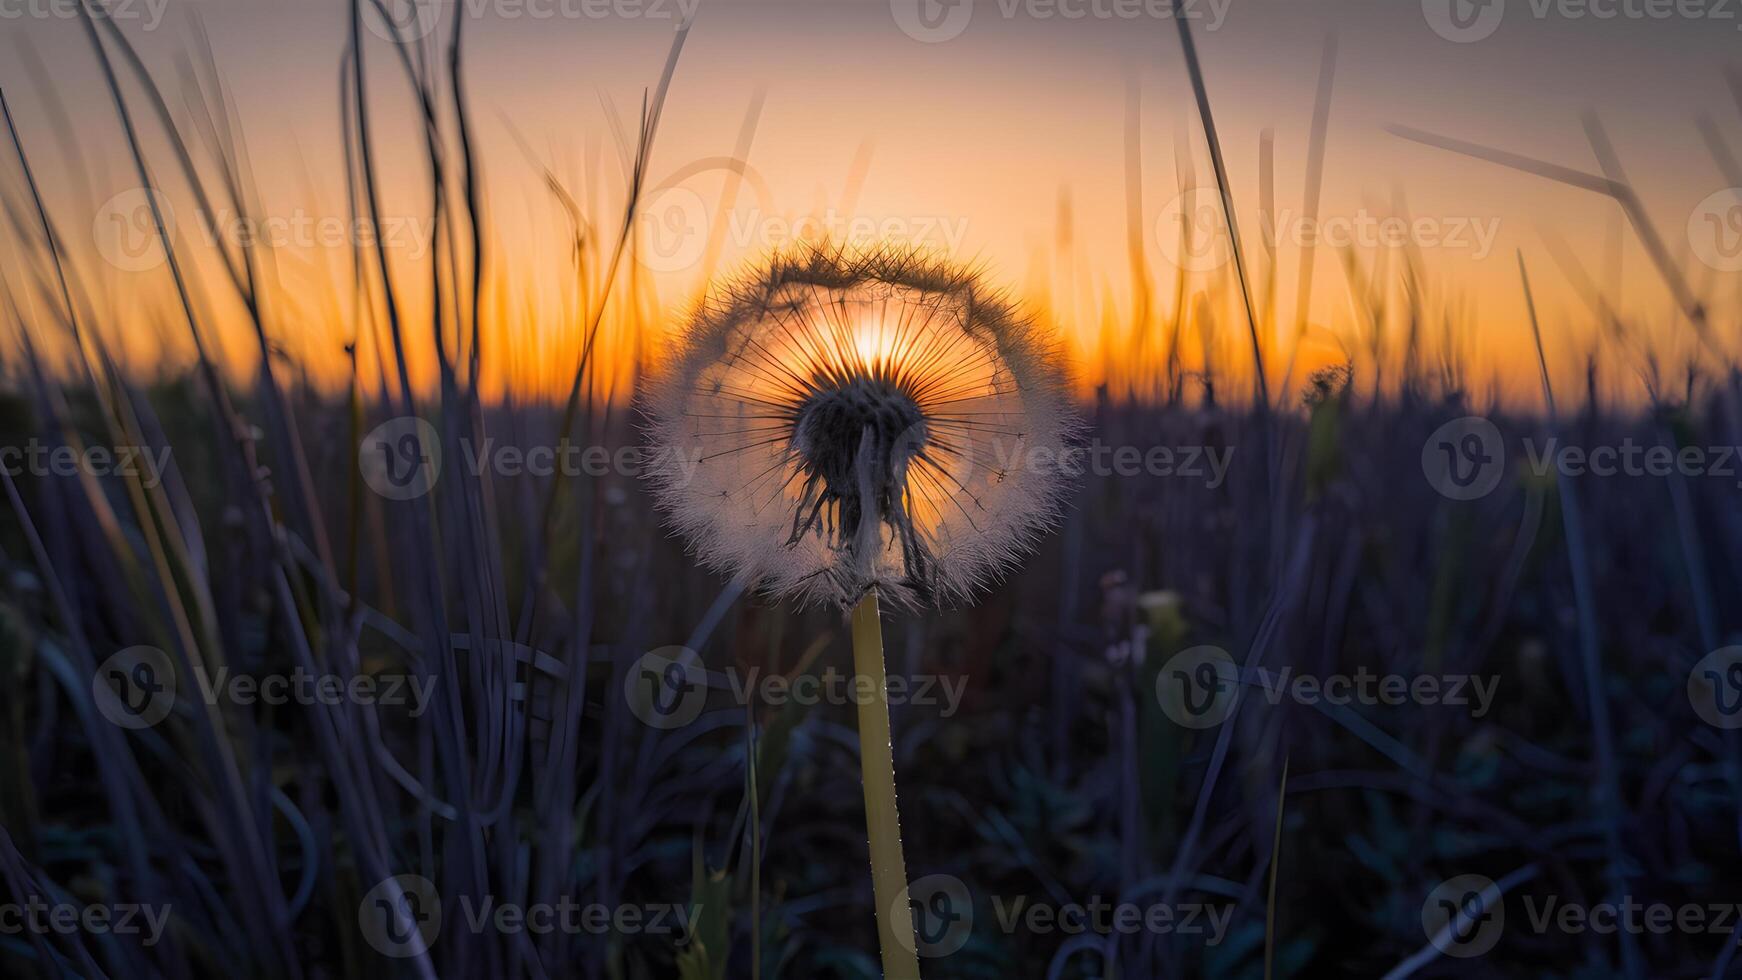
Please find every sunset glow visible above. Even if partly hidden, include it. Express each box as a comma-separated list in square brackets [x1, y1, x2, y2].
[3, 0, 1737, 409]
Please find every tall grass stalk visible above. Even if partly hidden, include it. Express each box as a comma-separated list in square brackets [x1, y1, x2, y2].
[850, 590, 922, 979]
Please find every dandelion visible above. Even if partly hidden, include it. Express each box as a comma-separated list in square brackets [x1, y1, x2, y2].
[644, 244, 1078, 977]
[644, 245, 1078, 610]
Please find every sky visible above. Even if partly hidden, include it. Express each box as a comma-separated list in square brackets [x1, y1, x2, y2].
[2, 0, 1740, 404]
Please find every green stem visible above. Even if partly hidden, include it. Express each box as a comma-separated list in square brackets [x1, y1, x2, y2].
[851, 590, 922, 979]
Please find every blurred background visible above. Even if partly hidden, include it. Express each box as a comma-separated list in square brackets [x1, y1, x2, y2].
[4, 0, 1742, 401]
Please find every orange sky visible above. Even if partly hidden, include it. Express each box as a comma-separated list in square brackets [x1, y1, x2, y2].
[3, 0, 1740, 407]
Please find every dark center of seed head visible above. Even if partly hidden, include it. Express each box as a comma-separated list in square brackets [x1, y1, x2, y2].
[793, 377, 927, 506]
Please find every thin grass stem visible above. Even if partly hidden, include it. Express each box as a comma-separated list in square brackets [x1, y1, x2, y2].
[851, 590, 922, 979]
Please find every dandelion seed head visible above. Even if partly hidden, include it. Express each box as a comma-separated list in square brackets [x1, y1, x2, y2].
[643, 245, 1080, 610]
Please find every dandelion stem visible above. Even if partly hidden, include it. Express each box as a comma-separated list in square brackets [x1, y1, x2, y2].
[851, 590, 922, 979]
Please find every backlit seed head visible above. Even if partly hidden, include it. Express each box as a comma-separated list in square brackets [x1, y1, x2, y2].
[642, 245, 1080, 610]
